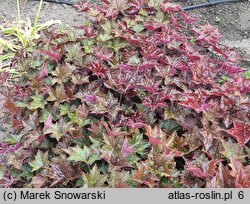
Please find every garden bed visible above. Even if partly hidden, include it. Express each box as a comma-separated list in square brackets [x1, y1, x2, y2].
[0, 0, 249, 188]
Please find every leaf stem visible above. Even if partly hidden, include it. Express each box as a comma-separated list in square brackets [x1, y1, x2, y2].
[16, 0, 21, 25]
[34, 0, 44, 28]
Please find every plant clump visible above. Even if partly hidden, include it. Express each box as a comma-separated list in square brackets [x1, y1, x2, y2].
[0, 0, 249, 188]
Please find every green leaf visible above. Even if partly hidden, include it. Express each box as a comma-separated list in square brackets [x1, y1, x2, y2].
[68, 112, 83, 125]
[68, 146, 88, 162]
[40, 109, 50, 123]
[89, 136, 103, 149]
[133, 24, 144, 33]
[244, 70, 250, 79]
[0, 52, 15, 61]
[156, 11, 167, 22]
[82, 118, 92, 126]
[88, 153, 101, 165]
[82, 164, 107, 187]
[149, 0, 165, 8]
[108, 170, 130, 187]
[28, 95, 47, 110]
[160, 119, 182, 133]
[65, 145, 100, 165]
[128, 55, 140, 65]
[108, 38, 128, 52]
[129, 132, 150, 156]
[65, 42, 84, 62]
[30, 58, 43, 68]
[20, 163, 33, 180]
[127, 154, 140, 165]
[82, 39, 94, 54]
[0, 37, 17, 51]
[44, 120, 74, 141]
[246, 146, 250, 158]
[0, 165, 5, 179]
[82, 20, 91, 27]
[59, 103, 70, 116]
[98, 33, 113, 42]
[220, 138, 246, 162]
[51, 65, 72, 84]
[101, 21, 113, 34]
[2, 133, 23, 144]
[15, 101, 27, 108]
[29, 150, 49, 171]
[47, 85, 69, 105]
[218, 75, 228, 83]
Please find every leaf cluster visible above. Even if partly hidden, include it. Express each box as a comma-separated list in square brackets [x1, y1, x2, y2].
[0, 0, 249, 188]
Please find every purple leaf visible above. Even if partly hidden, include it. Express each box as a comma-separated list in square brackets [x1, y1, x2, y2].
[121, 138, 134, 157]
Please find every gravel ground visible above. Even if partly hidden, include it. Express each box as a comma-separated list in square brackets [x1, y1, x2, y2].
[179, 0, 250, 41]
[0, 0, 84, 26]
[178, 0, 250, 62]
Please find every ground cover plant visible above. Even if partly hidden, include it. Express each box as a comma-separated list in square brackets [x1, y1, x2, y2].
[0, 0, 249, 188]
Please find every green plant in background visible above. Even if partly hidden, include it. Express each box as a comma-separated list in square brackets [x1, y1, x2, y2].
[0, 38, 16, 61]
[0, 37, 21, 82]
[245, 70, 250, 79]
[0, 0, 61, 81]
[1, 0, 61, 49]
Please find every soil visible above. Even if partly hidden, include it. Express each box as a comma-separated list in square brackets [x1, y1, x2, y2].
[177, 0, 250, 64]
[0, 0, 84, 26]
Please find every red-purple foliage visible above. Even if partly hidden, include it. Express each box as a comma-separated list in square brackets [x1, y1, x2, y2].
[0, 0, 249, 188]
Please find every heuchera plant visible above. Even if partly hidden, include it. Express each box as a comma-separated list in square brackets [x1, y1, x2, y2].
[0, 0, 249, 188]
